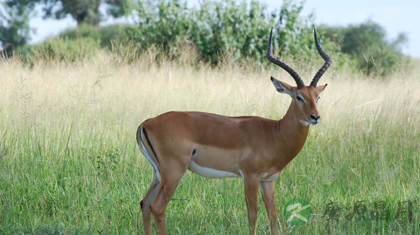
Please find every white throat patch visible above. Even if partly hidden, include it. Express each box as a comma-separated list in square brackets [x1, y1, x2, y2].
[299, 120, 310, 126]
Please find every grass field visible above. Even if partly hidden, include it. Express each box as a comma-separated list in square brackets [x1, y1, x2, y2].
[0, 52, 419, 234]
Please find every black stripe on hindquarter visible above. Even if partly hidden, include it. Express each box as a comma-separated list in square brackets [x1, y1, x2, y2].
[142, 128, 159, 163]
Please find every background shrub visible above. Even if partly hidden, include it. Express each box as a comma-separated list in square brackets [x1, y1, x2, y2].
[321, 20, 408, 76]
[28, 37, 100, 63]
[2, 0, 409, 76]
[129, 0, 317, 66]
[60, 23, 132, 48]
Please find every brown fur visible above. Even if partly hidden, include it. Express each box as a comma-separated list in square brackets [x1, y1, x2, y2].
[137, 79, 327, 235]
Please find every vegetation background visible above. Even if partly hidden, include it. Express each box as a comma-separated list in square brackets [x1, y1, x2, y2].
[0, 0, 419, 234]
[1, 0, 409, 76]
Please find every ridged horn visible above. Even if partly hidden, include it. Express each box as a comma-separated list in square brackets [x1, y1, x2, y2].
[267, 28, 305, 89]
[310, 28, 332, 87]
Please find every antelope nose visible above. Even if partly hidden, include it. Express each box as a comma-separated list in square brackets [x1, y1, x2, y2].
[310, 114, 320, 121]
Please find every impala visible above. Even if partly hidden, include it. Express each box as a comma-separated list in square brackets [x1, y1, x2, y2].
[136, 28, 331, 234]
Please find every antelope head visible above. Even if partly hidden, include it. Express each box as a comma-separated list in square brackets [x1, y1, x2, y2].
[267, 28, 331, 126]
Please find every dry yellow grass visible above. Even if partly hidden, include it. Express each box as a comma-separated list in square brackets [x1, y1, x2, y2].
[2, 52, 419, 133]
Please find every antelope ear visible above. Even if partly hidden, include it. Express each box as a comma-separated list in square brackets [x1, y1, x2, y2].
[271, 76, 293, 97]
[316, 83, 328, 94]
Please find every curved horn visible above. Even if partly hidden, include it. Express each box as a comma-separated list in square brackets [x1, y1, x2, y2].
[267, 28, 305, 89]
[310, 28, 332, 87]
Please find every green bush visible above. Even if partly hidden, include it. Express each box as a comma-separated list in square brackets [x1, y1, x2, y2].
[321, 21, 408, 76]
[130, 0, 318, 66]
[9, 0, 408, 75]
[59, 23, 132, 48]
[28, 37, 100, 63]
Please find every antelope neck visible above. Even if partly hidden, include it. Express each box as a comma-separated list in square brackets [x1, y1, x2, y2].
[272, 106, 310, 169]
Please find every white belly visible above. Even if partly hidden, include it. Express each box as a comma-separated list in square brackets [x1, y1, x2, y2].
[188, 160, 240, 178]
[261, 172, 280, 181]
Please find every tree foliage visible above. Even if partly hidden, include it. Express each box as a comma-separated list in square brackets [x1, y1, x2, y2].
[130, 0, 316, 65]
[60, 23, 130, 47]
[0, 0, 33, 56]
[2, 0, 410, 76]
[41, 0, 132, 26]
[1, 0, 131, 57]
[322, 20, 408, 76]
[2, 0, 131, 28]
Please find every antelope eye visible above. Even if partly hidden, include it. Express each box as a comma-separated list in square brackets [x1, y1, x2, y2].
[296, 96, 304, 102]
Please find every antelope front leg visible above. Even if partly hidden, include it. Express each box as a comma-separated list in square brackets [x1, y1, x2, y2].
[260, 180, 278, 235]
[243, 175, 261, 234]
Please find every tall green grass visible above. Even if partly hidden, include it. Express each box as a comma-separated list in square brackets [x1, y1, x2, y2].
[0, 51, 419, 234]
